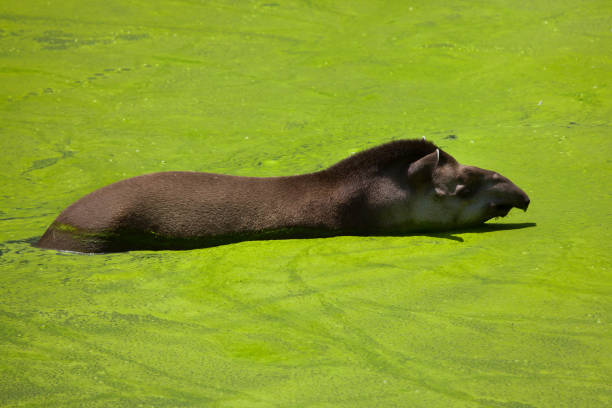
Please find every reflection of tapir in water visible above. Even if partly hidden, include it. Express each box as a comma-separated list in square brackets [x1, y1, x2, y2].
[37, 139, 530, 253]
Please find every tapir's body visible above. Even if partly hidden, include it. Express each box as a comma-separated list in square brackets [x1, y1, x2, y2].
[37, 139, 530, 253]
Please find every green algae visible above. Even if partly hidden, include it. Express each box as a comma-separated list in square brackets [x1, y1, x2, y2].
[1, 0, 611, 407]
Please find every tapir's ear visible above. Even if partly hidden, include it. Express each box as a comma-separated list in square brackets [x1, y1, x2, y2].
[407, 149, 439, 183]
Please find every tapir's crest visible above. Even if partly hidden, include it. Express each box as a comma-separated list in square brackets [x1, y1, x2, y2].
[37, 139, 530, 253]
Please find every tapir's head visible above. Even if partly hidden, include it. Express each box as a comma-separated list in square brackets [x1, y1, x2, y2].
[399, 147, 530, 230]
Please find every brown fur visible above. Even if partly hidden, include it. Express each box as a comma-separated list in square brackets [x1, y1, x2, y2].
[36, 139, 529, 253]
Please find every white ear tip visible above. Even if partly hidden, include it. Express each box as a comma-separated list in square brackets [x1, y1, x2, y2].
[422, 136, 426, 141]
[436, 149, 440, 161]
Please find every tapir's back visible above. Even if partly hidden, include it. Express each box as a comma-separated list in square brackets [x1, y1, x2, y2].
[36, 171, 322, 252]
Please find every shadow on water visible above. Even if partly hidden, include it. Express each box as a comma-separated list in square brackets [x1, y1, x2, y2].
[15, 223, 537, 255]
[421, 222, 537, 242]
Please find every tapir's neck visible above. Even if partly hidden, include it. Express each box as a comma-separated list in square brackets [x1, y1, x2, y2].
[265, 172, 345, 232]
[273, 169, 375, 233]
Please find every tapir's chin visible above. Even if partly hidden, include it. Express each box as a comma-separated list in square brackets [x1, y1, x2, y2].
[490, 202, 514, 218]
[481, 202, 520, 222]
[487, 190, 530, 221]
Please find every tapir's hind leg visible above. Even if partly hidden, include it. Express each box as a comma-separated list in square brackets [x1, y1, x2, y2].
[35, 224, 112, 253]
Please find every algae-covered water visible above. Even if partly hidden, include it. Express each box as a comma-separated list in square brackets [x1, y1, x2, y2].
[1, 1, 611, 406]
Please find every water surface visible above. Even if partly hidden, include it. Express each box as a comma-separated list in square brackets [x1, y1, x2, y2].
[1, 1, 611, 406]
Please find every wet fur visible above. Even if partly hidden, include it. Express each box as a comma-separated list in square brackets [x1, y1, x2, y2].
[36, 139, 529, 253]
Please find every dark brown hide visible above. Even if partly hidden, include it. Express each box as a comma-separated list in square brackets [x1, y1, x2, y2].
[36, 139, 530, 252]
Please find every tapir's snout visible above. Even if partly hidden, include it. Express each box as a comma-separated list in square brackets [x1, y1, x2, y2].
[512, 187, 530, 211]
[494, 181, 530, 216]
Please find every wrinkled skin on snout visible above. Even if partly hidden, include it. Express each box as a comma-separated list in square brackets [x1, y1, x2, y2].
[373, 149, 530, 232]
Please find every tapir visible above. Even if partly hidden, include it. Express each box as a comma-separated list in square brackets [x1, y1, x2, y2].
[36, 139, 530, 253]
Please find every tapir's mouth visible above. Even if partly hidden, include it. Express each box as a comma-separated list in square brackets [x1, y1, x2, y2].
[489, 203, 514, 218]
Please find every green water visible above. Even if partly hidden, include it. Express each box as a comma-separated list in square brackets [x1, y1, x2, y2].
[1, 1, 611, 406]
